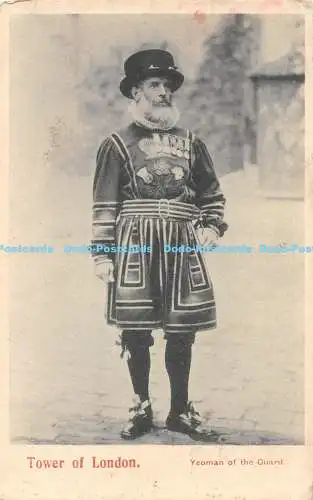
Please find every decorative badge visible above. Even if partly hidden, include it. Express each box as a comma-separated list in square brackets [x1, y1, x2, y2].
[162, 135, 171, 154]
[136, 167, 154, 184]
[138, 133, 190, 159]
[153, 159, 171, 175]
[138, 138, 160, 157]
[172, 166, 185, 180]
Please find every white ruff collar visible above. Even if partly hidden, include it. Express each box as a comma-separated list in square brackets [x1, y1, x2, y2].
[129, 101, 180, 131]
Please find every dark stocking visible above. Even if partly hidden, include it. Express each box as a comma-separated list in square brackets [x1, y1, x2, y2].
[122, 330, 153, 402]
[165, 339, 192, 415]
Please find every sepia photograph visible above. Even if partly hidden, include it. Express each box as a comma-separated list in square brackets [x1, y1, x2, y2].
[9, 12, 305, 448]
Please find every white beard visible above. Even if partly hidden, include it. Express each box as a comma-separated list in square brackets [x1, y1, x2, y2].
[129, 96, 180, 131]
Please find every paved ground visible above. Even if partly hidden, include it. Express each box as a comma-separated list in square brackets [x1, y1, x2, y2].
[9, 167, 305, 445]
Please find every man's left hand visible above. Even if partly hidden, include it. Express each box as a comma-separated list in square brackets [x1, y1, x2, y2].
[196, 228, 218, 246]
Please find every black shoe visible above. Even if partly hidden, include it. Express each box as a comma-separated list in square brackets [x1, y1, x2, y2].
[166, 402, 219, 442]
[120, 398, 153, 440]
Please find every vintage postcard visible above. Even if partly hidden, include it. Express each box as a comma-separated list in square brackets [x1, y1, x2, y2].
[0, 0, 313, 499]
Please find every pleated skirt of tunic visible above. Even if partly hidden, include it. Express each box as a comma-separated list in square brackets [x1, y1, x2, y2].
[107, 215, 217, 333]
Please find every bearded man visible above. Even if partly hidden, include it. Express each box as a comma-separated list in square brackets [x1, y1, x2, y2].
[92, 49, 228, 441]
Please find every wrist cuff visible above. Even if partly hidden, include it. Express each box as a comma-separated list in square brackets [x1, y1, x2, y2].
[93, 255, 112, 265]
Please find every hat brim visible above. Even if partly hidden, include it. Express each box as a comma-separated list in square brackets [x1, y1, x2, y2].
[120, 68, 184, 99]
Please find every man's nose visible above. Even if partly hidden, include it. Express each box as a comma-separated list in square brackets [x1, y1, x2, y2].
[158, 84, 167, 96]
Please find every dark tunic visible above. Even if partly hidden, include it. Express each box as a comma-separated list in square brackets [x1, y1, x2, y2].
[92, 123, 228, 333]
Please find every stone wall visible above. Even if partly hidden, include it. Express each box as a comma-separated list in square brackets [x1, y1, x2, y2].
[186, 14, 261, 175]
[255, 81, 304, 196]
[251, 15, 305, 197]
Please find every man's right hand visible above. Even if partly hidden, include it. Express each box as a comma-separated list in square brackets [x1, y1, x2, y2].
[95, 260, 114, 282]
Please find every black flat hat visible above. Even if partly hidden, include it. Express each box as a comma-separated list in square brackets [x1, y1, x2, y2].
[120, 49, 184, 99]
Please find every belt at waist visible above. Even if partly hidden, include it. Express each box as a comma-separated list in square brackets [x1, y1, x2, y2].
[119, 199, 201, 221]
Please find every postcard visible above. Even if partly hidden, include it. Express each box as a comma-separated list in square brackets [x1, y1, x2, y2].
[0, 1, 312, 499]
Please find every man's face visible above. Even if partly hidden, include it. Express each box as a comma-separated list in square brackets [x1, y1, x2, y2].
[130, 75, 179, 128]
[132, 77, 173, 107]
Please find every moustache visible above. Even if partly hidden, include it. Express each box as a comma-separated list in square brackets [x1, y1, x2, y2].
[153, 99, 172, 107]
